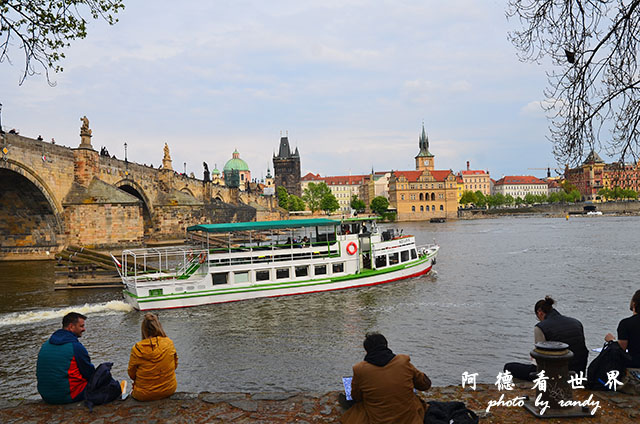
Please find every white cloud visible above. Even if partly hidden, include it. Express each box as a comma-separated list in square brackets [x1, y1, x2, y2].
[0, 0, 561, 178]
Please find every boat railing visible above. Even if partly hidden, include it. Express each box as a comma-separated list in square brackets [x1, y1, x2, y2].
[206, 241, 340, 268]
[416, 243, 439, 257]
[121, 246, 209, 283]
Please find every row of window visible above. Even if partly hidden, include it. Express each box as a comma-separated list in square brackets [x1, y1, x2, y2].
[401, 193, 445, 201]
[374, 248, 418, 268]
[499, 191, 546, 196]
[410, 205, 444, 212]
[464, 177, 487, 183]
[397, 183, 447, 190]
[212, 262, 346, 285]
[500, 185, 547, 190]
[208, 248, 338, 267]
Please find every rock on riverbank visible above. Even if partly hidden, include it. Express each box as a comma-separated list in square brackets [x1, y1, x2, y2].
[1, 384, 639, 423]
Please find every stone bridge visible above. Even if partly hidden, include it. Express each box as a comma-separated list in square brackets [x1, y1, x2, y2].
[0, 120, 281, 259]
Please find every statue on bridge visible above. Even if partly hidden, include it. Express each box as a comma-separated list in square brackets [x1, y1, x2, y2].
[80, 116, 92, 136]
[79, 115, 93, 149]
[203, 162, 211, 183]
[162, 142, 173, 170]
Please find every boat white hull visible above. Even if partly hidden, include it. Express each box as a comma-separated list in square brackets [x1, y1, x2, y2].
[123, 256, 435, 311]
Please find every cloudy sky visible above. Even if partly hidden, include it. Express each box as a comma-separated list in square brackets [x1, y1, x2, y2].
[1, 0, 576, 180]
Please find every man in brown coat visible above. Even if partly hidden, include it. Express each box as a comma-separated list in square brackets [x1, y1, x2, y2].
[341, 332, 431, 424]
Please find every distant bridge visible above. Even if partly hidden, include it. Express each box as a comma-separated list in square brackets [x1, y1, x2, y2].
[0, 124, 280, 259]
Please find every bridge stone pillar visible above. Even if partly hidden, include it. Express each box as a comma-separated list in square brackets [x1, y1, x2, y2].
[73, 116, 98, 187]
[159, 168, 174, 192]
[73, 148, 99, 187]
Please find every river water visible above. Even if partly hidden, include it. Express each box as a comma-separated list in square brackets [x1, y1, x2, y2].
[0, 215, 638, 400]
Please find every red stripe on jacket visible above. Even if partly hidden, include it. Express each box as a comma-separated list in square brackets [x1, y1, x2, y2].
[68, 356, 88, 399]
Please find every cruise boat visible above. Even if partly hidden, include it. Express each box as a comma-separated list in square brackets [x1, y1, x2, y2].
[115, 218, 439, 310]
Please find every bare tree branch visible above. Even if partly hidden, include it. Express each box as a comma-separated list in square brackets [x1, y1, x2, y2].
[507, 0, 640, 166]
[0, 1, 124, 85]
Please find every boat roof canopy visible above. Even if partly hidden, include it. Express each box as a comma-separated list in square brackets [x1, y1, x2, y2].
[339, 216, 380, 223]
[187, 218, 339, 233]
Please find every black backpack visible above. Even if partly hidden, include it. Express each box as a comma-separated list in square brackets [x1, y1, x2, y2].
[84, 362, 122, 411]
[586, 340, 631, 390]
[424, 401, 479, 424]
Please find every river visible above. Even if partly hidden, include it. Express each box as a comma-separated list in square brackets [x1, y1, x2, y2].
[0, 215, 637, 400]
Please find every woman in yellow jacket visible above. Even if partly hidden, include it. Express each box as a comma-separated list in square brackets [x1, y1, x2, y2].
[128, 313, 178, 401]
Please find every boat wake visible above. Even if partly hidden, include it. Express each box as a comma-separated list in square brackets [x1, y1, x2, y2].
[0, 300, 134, 328]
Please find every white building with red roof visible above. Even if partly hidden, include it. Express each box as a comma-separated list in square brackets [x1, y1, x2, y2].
[493, 175, 549, 199]
[459, 161, 490, 196]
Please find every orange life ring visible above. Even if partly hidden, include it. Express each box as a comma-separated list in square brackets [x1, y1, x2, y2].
[346, 242, 358, 255]
[199, 252, 206, 264]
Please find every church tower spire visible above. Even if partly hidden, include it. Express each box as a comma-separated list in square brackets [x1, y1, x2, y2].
[415, 122, 434, 171]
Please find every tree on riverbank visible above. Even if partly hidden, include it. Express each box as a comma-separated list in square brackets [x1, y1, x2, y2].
[350, 195, 366, 214]
[478, 189, 583, 208]
[598, 187, 638, 200]
[507, 1, 640, 165]
[369, 196, 389, 216]
[277, 186, 306, 211]
[1, 1, 125, 85]
[303, 182, 339, 213]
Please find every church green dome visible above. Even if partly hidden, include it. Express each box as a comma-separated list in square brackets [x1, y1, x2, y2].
[223, 149, 249, 172]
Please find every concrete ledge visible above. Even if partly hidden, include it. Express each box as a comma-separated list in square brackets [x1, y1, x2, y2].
[1, 385, 639, 423]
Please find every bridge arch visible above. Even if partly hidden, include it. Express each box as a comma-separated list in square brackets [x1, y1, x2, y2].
[0, 160, 64, 251]
[180, 187, 195, 197]
[115, 179, 153, 235]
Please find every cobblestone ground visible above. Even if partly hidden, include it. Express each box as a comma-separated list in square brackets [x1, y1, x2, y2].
[1, 384, 639, 423]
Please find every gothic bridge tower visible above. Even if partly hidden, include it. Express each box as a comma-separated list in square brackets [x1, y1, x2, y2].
[273, 133, 301, 197]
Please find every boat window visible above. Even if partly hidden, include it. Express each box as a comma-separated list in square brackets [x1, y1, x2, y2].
[315, 264, 327, 275]
[149, 288, 163, 296]
[411, 249, 417, 260]
[332, 263, 344, 273]
[295, 266, 309, 277]
[389, 252, 399, 266]
[256, 269, 270, 281]
[375, 255, 387, 268]
[234, 272, 249, 283]
[212, 272, 228, 285]
[401, 250, 409, 262]
[276, 268, 290, 279]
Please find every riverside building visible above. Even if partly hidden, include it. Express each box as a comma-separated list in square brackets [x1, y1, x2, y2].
[459, 162, 490, 196]
[388, 125, 458, 220]
[493, 175, 549, 199]
[564, 150, 640, 200]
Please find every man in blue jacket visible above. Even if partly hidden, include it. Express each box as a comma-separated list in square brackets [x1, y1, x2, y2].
[36, 312, 95, 404]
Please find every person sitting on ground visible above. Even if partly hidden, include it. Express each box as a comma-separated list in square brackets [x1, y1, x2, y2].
[128, 313, 178, 401]
[605, 289, 640, 368]
[341, 332, 431, 424]
[37, 312, 123, 404]
[504, 296, 588, 381]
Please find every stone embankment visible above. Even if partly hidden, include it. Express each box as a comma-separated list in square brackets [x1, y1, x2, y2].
[1, 384, 639, 423]
[458, 201, 640, 219]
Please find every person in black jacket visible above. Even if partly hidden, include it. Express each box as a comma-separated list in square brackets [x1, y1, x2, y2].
[504, 296, 588, 381]
[605, 289, 640, 368]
